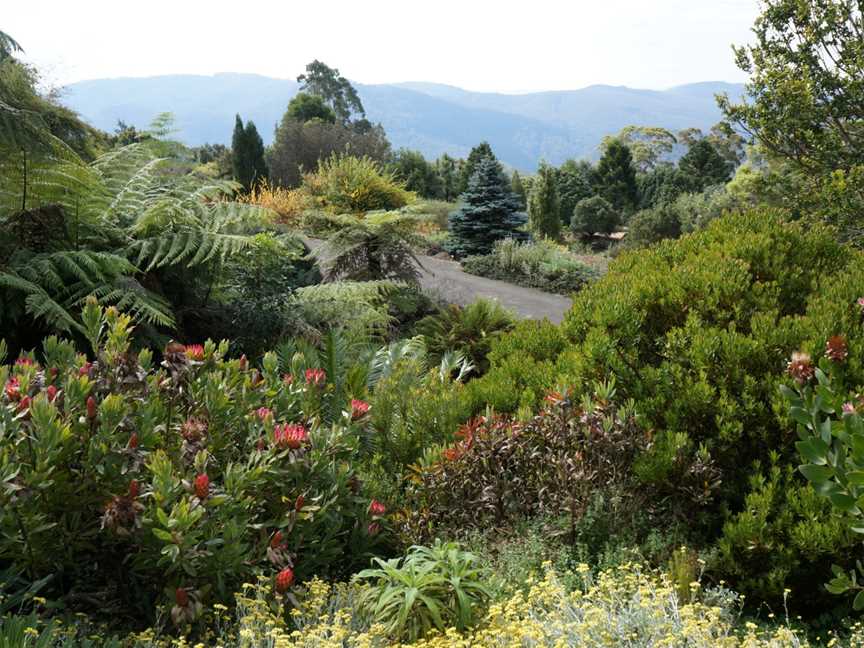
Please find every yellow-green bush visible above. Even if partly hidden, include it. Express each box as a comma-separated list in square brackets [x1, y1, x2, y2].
[303, 154, 414, 214]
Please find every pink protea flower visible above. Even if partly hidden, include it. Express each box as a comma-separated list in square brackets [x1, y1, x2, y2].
[367, 522, 381, 536]
[857, 297, 864, 312]
[256, 407, 273, 421]
[826, 335, 849, 362]
[305, 368, 326, 386]
[283, 373, 294, 385]
[4, 377, 20, 401]
[275, 567, 294, 593]
[369, 500, 386, 516]
[15, 357, 34, 367]
[274, 423, 308, 450]
[79, 362, 93, 377]
[843, 402, 857, 415]
[350, 399, 370, 420]
[185, 344, 205, 361]
[787, 352, 815, 385]
[194, 473, 210, 499]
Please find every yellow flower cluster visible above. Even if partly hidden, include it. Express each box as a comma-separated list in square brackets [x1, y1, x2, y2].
[119, 566, 864, 647]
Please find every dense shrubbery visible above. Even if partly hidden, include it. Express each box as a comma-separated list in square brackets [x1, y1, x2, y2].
[461, 239, 596, 295]
[0, 302, 391, 623]
[471, 211, 864, 611]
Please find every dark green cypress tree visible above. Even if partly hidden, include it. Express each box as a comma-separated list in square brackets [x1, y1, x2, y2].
[677, 139, 732, 192]
[232, 115, 268, 191]
[594, 139, 639, 215]
[457, 141, 495, 195]
[243, 120, 268, 189]
[447, 157, 527, 258]
[231, 114, 249, 188]
[527, 162, 561, 239]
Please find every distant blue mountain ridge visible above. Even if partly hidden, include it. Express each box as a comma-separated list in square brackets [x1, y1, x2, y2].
[62, 73, 745, 171]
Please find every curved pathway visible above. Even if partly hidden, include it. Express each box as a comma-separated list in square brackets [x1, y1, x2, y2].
[304, 238, 572, 324]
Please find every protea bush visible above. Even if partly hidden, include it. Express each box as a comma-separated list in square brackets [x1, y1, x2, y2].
[0, 299, 389, 624]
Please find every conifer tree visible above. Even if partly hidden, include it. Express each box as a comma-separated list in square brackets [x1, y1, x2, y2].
[447, 157, 527, 258]
[527, 162, 561, 239]
[594, 139, 639, 215]
[231, 115, 268, 191]
[677, 139, 732, 191]
[457, 141, 495, 194]
[511, 170, 527, 209]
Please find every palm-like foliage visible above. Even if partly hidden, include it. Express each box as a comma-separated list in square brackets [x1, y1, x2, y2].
[0, 141, 271, 337]
[355, 540, 492, 642]
[414, 298, 514, 375]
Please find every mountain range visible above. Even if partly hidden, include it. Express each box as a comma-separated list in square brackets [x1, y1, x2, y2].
[62, 73, 745, 171]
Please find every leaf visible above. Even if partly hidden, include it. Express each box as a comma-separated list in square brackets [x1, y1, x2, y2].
[830, 491, 857, 512]
[796, 440, 828, 465]
[799, 464, 833, 484]
[854, 590, 864, 611]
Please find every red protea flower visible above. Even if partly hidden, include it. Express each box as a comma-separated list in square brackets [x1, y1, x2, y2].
[787, 352, 815, 385]
[273, 423, 308, 449]
[49, 367, 58, 382]
[129, 479, 139, 498]
[368, 500, 386, 516]
[17, 396, 31, 413]
[350, 399, 370, 420]
[270, 530, 285, 548]
[443, 446, 462, 462]
[46, 385, 58, 402]
[275, 567, 294, 593]
[367, 521, 381, 536]
[295, 494, 305, 511]
[256, 407, 273, 421]
[185, 344, 205, 361]
[238, 354, 248, 371]
[15, 357, 34, 367]
[305, 368, 326, 386]
[79, 362, 93, 377]
[129, 432, 139, 449]
[283, 373, 294, 385]
[826, 335, 848, 362]
[194, 473, 210, 499]
[175, 587, 189, 607]
[86, 396, 97, 419]
[4, 377, 20, 401]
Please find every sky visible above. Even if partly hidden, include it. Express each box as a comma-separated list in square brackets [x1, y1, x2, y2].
[6, 0, 759, 92]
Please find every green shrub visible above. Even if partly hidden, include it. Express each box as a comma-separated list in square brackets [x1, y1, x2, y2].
[0, 302, 390, 622]
[354, 540, 492, 642]
[461, 239, 596, 295]
[303, 154, 413, 214]
[477, 211, 864, 613]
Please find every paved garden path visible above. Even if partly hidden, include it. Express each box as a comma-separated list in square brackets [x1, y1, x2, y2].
[304, 238, 572, 324]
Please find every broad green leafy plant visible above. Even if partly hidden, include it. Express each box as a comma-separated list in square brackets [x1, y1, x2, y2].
[783, 334, 864, 609]
[0, 300, 388, 623]
[354, 540, 492, 642]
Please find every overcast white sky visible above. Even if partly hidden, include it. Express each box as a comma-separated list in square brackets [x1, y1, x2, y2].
[7, 0, 759, 92]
